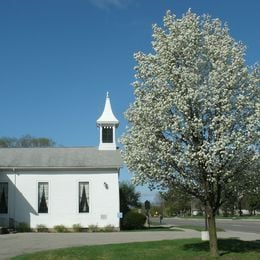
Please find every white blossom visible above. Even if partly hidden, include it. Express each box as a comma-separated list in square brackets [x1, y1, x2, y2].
[121, 10, 259, 208]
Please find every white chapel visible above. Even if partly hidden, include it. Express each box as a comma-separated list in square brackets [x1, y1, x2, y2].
[0, 94, 122, 230]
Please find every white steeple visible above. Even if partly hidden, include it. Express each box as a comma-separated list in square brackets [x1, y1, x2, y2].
[97, 92, 119, 150]
[97, 92, 119, 126]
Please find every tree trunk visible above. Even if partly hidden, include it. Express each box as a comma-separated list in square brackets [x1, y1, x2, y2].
[204, 210, 208, 231]
[238, 200, 242, 216]
[207, 207, 219, 257]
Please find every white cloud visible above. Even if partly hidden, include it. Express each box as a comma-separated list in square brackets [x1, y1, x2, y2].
[88, 0, 131, 9]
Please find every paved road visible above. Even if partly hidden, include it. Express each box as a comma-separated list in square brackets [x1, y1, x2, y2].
[0, 230, 199, 259]
[0, 229, 259, 259]
[161, 217, 260, 234]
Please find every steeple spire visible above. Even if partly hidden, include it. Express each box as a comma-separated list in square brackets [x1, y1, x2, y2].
[97, 92, 119, 126]
[97, 93, 119, 150]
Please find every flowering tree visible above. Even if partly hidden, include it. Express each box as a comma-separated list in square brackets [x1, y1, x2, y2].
[121, 10, 259, 256]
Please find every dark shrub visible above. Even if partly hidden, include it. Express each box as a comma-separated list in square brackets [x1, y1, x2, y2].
[36, 224, 49, 232]
[122, 211, 146, 230]
[53, 225, 68, 232]
[17, 222, 31, 232]
[72, 223, 82, 232]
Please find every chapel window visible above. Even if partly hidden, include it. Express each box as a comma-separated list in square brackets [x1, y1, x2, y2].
[79, 182, 89, 213]
[38, 182, 49, 213]
[0, 182, 8, 214]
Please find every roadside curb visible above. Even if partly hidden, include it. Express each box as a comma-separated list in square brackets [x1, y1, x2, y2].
[170, 217, 260, 222]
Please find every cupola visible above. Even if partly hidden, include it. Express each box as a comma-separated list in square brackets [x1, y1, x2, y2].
[97, 92, 119, 150]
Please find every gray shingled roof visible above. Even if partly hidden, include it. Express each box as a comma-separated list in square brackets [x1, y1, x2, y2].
[0, 147, 123, 169]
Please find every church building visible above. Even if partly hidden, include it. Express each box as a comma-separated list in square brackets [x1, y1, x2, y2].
[0, 94, 122, 230]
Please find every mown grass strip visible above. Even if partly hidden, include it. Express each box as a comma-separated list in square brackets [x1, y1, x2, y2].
[12, 238, 260, 259]
[176, 225, 224, 232]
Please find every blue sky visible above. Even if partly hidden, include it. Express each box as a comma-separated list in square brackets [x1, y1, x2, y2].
[0, 0, 259, 201]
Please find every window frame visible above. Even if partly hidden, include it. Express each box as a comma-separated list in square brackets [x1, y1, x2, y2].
[0, 182, 8, 214]
[78, 181, 90, 213]
[38, 182, 49, 214]
[102, 126, 113, 143]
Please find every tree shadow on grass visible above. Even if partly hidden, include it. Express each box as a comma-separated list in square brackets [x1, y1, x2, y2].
[182, 239, 260, 256]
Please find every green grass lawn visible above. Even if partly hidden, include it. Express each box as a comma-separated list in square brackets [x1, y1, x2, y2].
[178, 215, 260, 220]
[12, 239, 260, 259]
[231, 215, 260, 220]
[122, 226, 183, 232]
[149, 222, 224, 232]
[176, 225, 224, 232]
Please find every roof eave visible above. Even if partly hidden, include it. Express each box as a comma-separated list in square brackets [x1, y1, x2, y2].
[0, 165, 123, 171]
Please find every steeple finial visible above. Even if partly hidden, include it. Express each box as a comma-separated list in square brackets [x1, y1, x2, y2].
[106, 91, 109, 98]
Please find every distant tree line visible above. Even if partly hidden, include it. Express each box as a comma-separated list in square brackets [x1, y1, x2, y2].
[0, 135, 55, 148]
[159, 189, 260, 217]
[159, 161, 260, 217]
